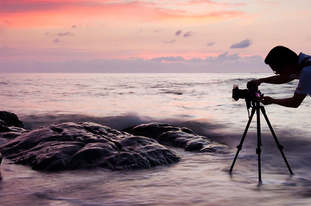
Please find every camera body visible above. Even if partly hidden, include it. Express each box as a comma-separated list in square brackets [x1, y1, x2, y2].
[232, 85, 262, 108]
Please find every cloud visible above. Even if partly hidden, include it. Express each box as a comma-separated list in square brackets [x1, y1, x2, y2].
[159, 10, 245, 21]
[151, 56, 185, 63]
[207, 42, 215, 46]
[3, 21, 11, 26]
[53, 38, 61, 43]
[49, 32, 74, 43]
[153, 29, 163, 33]
[186, 0, 247, 7]
[0, 50, 268, 73]
[71, 24, 89, 29]
[164, 39, 176, 44]
[230, 38, 252, 48]
[164, 56, 185, 62]
[175, 30, 182, 36]
[183, 31, 194, 38]
[56, 32, 75, 37]
[0, 1, 60, 13]
[216, 52, 240, 61]
[1, 46, 9, 50]
[0, 1, 246, 28]
[175, 30, 195, 38]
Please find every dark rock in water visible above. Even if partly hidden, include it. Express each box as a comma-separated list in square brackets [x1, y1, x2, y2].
[124, 122, 228, 152]
[0, 111, 28, 141]
[0, 152, 2, 181]
[0, 122, 180, 171]
[0, 126, 29, 140]
[0, 111, 24, 129]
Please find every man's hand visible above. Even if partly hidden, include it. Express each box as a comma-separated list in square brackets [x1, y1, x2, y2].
[257, 93, 307, 108]
[257, 96, 273, 105]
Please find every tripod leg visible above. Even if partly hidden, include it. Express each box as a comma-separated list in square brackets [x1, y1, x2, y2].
[260, 106, 294, 175]
[229, 107, 256, 174]
[256, 103, 262, 182]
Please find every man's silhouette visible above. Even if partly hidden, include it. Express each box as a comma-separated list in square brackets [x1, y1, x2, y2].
[248, 46, 311, 108]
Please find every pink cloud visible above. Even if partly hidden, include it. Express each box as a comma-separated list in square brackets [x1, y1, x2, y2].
[0, 1, 155, 14]
[156, 9, 245, 20]
[0, 0, 246, 28]
[187, 0, 246, 7]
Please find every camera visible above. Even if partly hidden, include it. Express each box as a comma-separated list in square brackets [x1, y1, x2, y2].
[232, 85, 262, 108]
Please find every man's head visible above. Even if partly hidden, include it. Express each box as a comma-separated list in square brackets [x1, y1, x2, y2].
[265, 46, 299, 76]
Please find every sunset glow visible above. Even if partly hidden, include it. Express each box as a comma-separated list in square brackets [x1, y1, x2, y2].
[1, 0, 311, 72]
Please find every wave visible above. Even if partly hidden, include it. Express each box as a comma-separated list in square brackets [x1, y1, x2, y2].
[19, 112, 228, 139]
[20, 113, 154, 131]
[9, 112, 311, 178]
[18, 113, 311, 150]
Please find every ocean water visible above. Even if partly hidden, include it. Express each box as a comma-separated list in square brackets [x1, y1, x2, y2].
[1, 73, 311, 205]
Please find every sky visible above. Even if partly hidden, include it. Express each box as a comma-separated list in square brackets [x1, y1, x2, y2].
[0, 0, 311, 73]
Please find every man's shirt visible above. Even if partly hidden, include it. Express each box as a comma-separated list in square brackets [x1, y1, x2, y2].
[295, 53, 311, 95]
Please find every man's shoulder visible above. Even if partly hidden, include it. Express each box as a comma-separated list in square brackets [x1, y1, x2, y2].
[299, 53, 311, 67]
[299, 52, 311, 60]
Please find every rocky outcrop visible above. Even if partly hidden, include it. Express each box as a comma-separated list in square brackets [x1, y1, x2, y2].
[0, 111, 24, 129]
[0, 111, 28, 140]
[0, 122, 181, 171]
[123, 123, 228, 152]
[0, 112, 228, 171]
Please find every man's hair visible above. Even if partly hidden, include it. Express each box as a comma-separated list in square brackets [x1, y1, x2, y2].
[264, 46, 298, 69]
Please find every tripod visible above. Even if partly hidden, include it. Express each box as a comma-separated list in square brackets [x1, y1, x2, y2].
[229, 100, 294, 182]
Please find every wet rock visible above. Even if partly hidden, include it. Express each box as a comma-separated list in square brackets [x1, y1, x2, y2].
[0, 111, 24, 129]
[0, 122, 180, 171]
[124, 122, 228, 152]
[0, 111, 28, 141]
[0, 152, 2, 181]
[0, 126, 29, 140]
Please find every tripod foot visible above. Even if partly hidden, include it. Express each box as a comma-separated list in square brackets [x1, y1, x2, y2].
[257, 181, 263, 187]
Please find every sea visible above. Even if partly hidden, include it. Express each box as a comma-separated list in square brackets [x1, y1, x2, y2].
[1, 73, 311, 206]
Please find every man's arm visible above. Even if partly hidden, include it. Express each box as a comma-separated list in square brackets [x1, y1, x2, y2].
[247, 75, 294, 89]
[257, 75, 294, 84]
[259, 92, 307, 108]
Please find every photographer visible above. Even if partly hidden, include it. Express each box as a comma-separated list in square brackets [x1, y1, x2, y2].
[248, 46, 311, 108]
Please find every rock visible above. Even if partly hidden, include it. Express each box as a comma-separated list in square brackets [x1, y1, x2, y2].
[0, 111, 24, 129]
[0, 152, 2, 181]
[0, 126, 29, 140]
[0, 111, 28, 141]
[123, 123, 181, 140]
[0, 122, 180, 171]
[124, 122, 228, 152]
